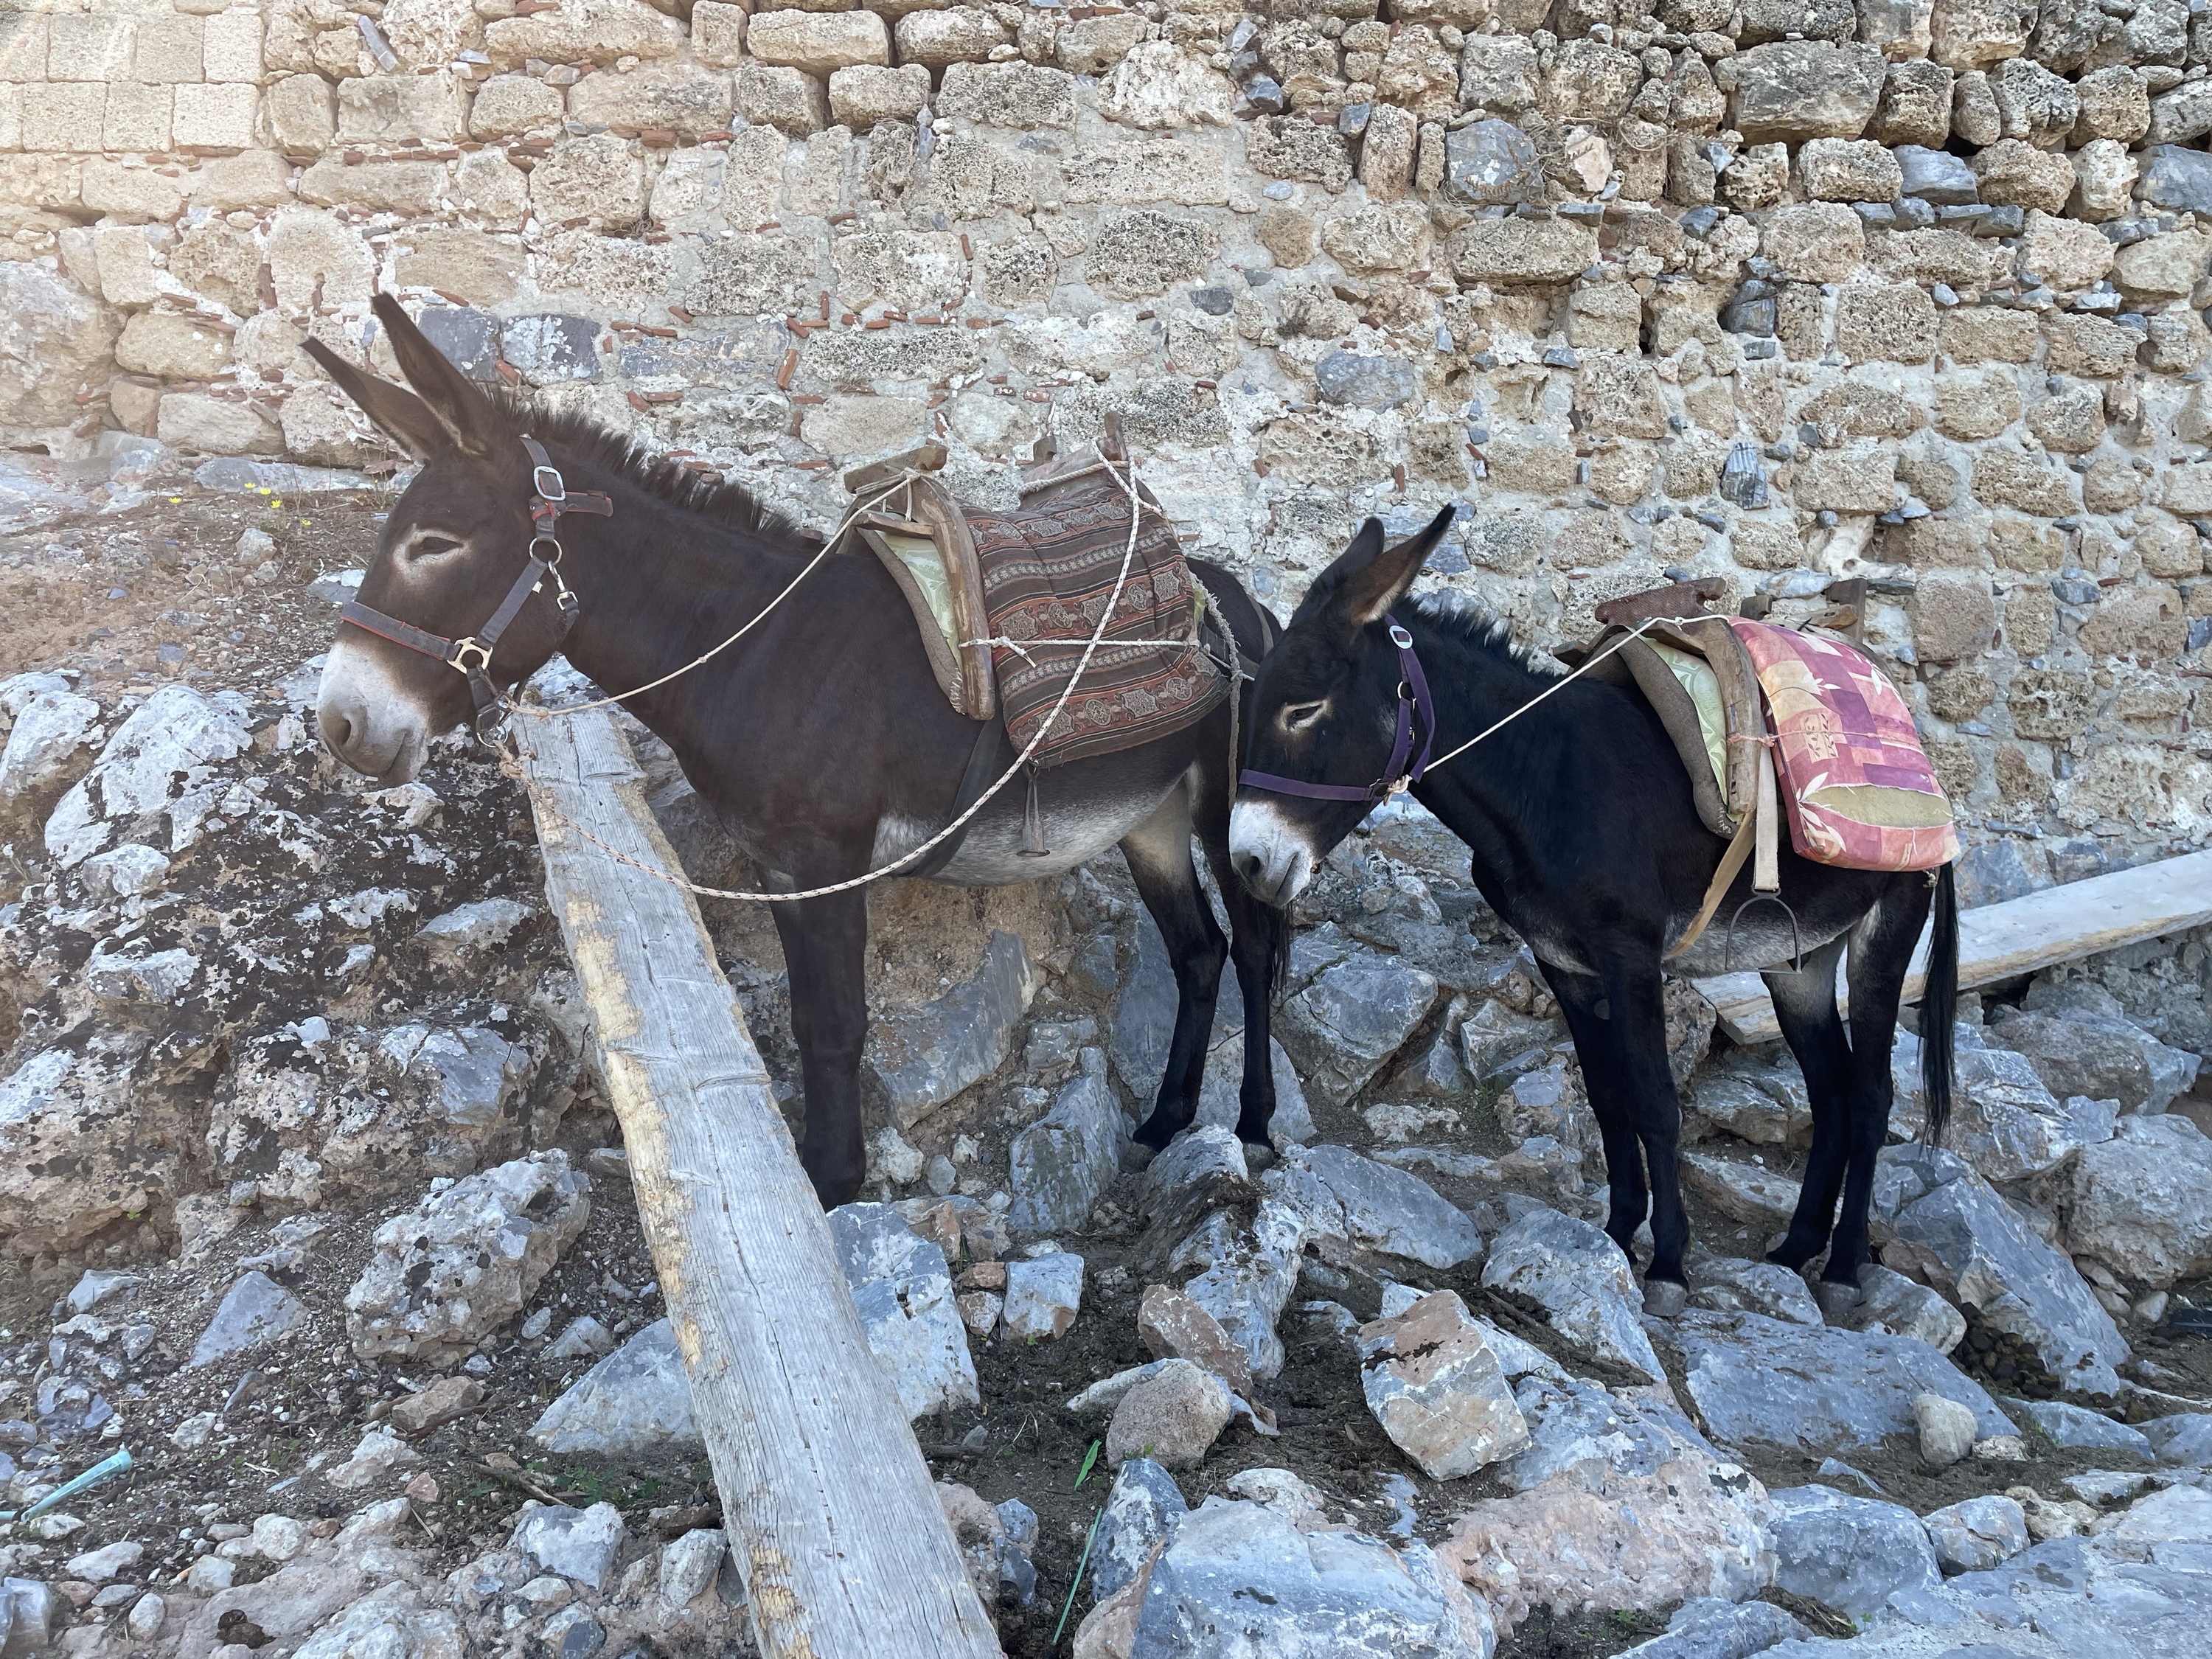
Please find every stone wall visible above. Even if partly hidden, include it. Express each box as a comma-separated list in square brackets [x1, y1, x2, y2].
[3, 0, 2211, 880]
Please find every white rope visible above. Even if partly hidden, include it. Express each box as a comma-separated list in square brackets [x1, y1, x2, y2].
[1420, 615, 1661, 776]
[502, 453, 1154, 904]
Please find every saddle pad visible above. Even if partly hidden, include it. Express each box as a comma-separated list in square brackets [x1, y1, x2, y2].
[1725, 619, 1959, 872]
[964, 469, 1225, 768]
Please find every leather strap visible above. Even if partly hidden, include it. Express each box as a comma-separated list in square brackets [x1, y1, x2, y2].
[1669, 743, 1783, 959]
[1240, 614, 1435, 804]
[1669, 807, 1756, 961]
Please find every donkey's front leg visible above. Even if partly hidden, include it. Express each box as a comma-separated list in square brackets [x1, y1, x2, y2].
[1121, 786, 1230, 1151]
[770, 887, 871, 1208]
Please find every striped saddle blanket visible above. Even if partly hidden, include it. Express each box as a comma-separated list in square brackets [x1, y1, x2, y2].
[856, 453, 1226, 769]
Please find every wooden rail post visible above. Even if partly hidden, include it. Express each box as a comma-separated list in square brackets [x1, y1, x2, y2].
[516, 706, 1003, 1659]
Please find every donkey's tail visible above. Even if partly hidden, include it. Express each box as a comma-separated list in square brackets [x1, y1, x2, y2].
[1920, 860, 1959, 1148]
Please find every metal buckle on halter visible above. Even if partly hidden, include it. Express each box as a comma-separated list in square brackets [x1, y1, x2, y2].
[532, 463, 566, 504]
[451, 636, 493, 673]
[1388, 623, 1414, 650]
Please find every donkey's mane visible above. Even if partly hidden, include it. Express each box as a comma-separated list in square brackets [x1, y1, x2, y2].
[487, 392, 805, 543]
[1410, 590, 1562, 679]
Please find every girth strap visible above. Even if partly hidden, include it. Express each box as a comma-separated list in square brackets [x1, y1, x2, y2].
[338, 434, 611, 736]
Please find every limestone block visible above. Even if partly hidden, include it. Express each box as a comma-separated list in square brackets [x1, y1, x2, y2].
[2011, 212, 2112, 296]
[1860, 0, 1935, 58]
[1461, 33, 1539, 113]
[937, 61, 1076, 129]
[1971, 139, 2073, 213]
[1835, 282, 1935, 363]
[1731, 41, 1885, 142]
[1970, 447, 2076, 516]
[394, 227, 523, 305]
[117, 312, 232, 379]
[2025, 380, 2104, 453]
[157, 392, 282, 454]
[1576, 357, 1669, 438]
[1992, 55, 2075, 145]
[197, 150, 293, 211]
[1378, 24, 1461, 119]
[891, 8, 1001, 70]
[2043, 313, 2140, 379]
[2071, 139, 2138, 220]
[484, 0, 686, 70]
[1257, 203, 1314, 268]
[1098, 42, 1234, 129]
[299, 157, 445, 215]
[1062, 139, 1228, 207]
[338, 74, 468, 145]
[280, 378, 381, 466]
[170, 222, 260, 312]
[266, 74, 337, 151]
[204, 10, 263, 83]
[1929, 0, 2032, 69]
[1085, 208, 1217, 299]
[799, 393, 928, 458]
[1913, 571, 1996, 661]
[1357, 102, 1417, 200]
[268, 206, 375, 312]
[1940, 307, 2037, 363]
[832, 228, 968, 310]
[1449, 216, 1597, 285]
[2077, 585, 2187, 660]
[465, 74, 559, 139]
[134, 12, 206, 83]
[1761, 201, 1865, 282]
[1868, 60, 1953, 147]
[1057, 13, 1144, 75]
[1950, 70, 2000, 145]
[1320, 201, 1430, 274]
[80, 161, 186, 225]
[828, 63, 928, 129]
[94, 227, 160, 310]
[1541, 37, 1640, 124]
[453, 149, 529, 229]
[693, 0, 749, 66]
[2135, 521, 2205, 579]
[2071, 66, 2149, 145]
[977, 235, 1055, 306]
[1245, 114, 1353, 191]
[1986, 513, 2064, 572]
[1723, 142, 1790, 210]
[2113, 229, 2212, 298]
[48, 14, 136, 82]
[175, 84, 259, 150]
[1797, 138, 1901, 201]
[568, 60, 732, 134]
[529, 133, 647, 230]
[1932, 367, 2020, 439]
[1797, 445, 1897, 514]
[102, 85, 174, 153]
[735, 63, 830, 136]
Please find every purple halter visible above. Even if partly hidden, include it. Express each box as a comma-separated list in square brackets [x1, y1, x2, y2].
[1239, 615, 1436, 804]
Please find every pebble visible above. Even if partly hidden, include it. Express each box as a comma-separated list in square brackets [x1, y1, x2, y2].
[546, 1315, 617, 1361]
[1916, 1391, 1978, 1469]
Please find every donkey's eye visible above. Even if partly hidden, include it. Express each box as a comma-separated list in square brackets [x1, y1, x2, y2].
[1281, 700, 1327, 731]
[410, 535, 463, 558]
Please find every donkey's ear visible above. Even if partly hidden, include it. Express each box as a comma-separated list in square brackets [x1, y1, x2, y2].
[372, 293, 503, 459]
[301, 337, 453, 461]
[1304, 506, 1458, 635]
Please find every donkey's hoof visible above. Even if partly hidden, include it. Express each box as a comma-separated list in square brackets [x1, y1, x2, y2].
[1641, 1279, 1688, 1320]
[1812, 1279, 1863, 1323]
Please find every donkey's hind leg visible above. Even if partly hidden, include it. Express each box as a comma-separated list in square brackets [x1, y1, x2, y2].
[1764, 933, 1853, 1277]
[1121, 782, 1231, 1151]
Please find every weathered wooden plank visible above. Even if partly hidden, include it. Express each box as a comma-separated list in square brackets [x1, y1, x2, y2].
[517, 709, 1001, 1659]
[1695, 849, 2212, 1046]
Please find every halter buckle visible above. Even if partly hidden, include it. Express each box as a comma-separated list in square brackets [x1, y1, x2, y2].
[1388, 623, 1414, 650]
[532, 463, 566, 504]
[451, 636, 492, 673]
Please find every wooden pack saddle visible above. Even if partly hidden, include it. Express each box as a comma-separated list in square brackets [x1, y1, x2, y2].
[846, 441, 1228, 770]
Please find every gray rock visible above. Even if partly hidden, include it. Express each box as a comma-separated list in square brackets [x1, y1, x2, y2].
[193, 458, 382, 494]
[66, 1269, 139, 1315]
[1262, 1144, 1481, 1270]
[1680, 1152, 1804, 1235]
[1924, 1495, 2029, 1574]
[532, 1318, 700, 1455]
[2138, 144, 2212, 215]
[1276, 948, 1439, 1108]
[1988, 1008, 2197, 1116]
[77, 844, 169, 900]
[1618, 1599, 1809, 1659]
[1130, 1498, 1492, 1658]
[546, 1315, 616, 1362]
[1892, 1033, 2118, 1183]
[1687, 1071, 1810, 1146]
[2058, 1116, 2212, 1293]
[1140, 1126, 1253, 1263]
[1172, 1197, 1307, 1381]
[0, 1579, 65, 1655]
[1459, 1000, 1562, 1082]
[1357, 1290, 1529, 1480]
[1878, 1147, 2129, 1394]
[1193, 1018, 1314, 1147]
[1501, 1374, 1717, 1495]
[511, 1502, 625, 1587]
[1673, 1309, 2013, 1458]
[415, 897, 534, 962]
[1002, 1251, 1083, 1340]
[867, 931, 1039, 1129]
[419, 306, 500, 380]
[1688, 1255, 1823, 1326]
[2142, 1413, 2212, 1468]
[1481, 1207, 1663, 1382]
[0, 689, 99, 821]
[1444, 118, 1545, 206]
[345, 1152, 591, 1362]
[658, 1528, 728, 1609]
[2013, 1399, 2152, 1455]
[1915, 1391, 1978, 1469]
[826, 1201, 979, 1420]
[1731, 40, 1885, 142]
[189, 1270, 307, 1370]
[1767, 1484, 1941, 1617]
[1110, 911, 1179, 1092]
[501, 313, 602, 384]
[44, 684, 253, 867]
[1106, 1357, 1234, 1471]
[1838, 1263, 1968, 1352]
[1009, 1068, 1127, 1235]
[1894, 145, 1980, 204]
[373, 1023, 535, 1127]
[1314, 351, 1419, 411]
[1093, 1456, 1186, 1600]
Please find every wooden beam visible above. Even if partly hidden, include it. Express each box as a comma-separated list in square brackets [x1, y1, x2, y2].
[516, 708, 1001, 1659]
[1695, 849, 2212, 1046]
